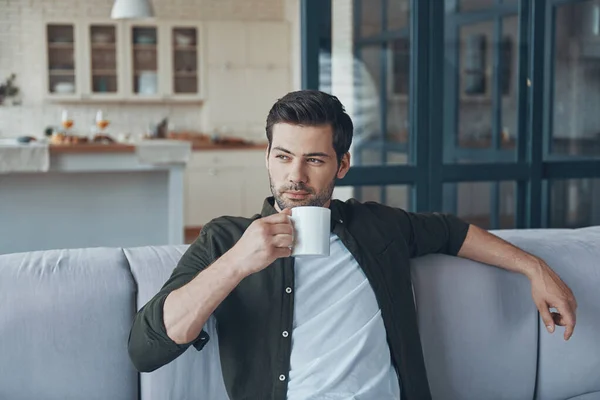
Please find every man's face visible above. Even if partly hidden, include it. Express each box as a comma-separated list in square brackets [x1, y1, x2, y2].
[266, 123, 350, 211]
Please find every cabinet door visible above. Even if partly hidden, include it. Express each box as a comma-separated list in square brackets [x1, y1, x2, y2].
[185, 167, 245, 226]
[206, 66, 248, 131]
[205, 22, 246, 68]
[245, 22, 290, 68]
[123, 22, 165, 100]
[165, 23, 204, 101]
[242, 167, 271, 217]
[44, 21, 82, 100]
[245, 67, 291, 124]
[81, 20, 124, 100]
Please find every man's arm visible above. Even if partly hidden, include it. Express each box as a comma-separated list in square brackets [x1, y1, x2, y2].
[128, 211, 294, 373]
[397, 209, 578, 341]
[456, 224, 578, 340]
[127, 227, 219, 373]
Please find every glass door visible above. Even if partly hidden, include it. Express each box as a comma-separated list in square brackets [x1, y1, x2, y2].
[546, 0, 600, 228]
[84, 23, 122, 98]
[126, 24, 162, 99]
[169, 25, 202, 98]
[45, 23, 79, 98]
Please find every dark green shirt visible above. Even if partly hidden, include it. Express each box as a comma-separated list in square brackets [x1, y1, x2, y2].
[128, 197, 470, 400]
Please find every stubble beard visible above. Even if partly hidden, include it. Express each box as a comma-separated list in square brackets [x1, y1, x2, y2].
[268, 173, 336, 210]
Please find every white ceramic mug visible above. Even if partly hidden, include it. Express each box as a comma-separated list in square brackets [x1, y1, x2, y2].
[290, 206, 331, 257]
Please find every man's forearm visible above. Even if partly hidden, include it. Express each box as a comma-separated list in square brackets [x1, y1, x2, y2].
[164, 250, 246, 344]
[456, 224, 545, 279]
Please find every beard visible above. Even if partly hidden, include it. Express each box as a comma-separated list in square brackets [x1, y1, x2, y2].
[269, 173, 336, 210]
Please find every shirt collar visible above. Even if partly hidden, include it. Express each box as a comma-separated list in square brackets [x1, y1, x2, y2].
[260, 197, 345, 231]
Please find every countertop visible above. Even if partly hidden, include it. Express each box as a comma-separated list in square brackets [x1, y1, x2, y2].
[49, 141, 267, 154]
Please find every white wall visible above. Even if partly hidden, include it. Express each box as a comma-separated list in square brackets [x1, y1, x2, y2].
[0, 0, 299, 140]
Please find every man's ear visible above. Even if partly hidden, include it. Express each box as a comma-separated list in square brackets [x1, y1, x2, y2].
[337, 152, 351, 179]
[265, 145, 270, 169]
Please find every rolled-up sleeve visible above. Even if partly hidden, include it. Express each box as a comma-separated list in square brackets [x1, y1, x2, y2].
[127, 226, 215, 372]
[394, 209, 470, 258]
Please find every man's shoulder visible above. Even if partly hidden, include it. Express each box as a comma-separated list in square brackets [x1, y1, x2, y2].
[334, 198, 401, 216]
[202, 214, 259, 238]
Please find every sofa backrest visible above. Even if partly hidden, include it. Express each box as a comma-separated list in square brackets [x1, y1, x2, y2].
[507, 227, 600, 400]
[125, 245, 229, 400]
[412, 227, 600, 400]
[0, 248, 138, 400]
[1, 226, 598, 400]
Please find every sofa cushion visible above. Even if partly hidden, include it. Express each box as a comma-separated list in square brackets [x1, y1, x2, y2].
[411, 249, 538, 400]
[497, 227, 600, 400]
[568, 393, 600, 400]
[0, 248, 137, 400]
[125, 245, 229, 400]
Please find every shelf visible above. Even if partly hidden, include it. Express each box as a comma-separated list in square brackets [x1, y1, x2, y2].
[91, 43, 116, 49]
[92, 69, 117, 76]
[133, 44, 157, 49]
[174, 72, 197, 77]
[174, 45, 197, 51]
[134, 70, 158, 75]
[49, 69, 75, 76]
[45, 95, 204, 104]
[48, 43, 74, 49]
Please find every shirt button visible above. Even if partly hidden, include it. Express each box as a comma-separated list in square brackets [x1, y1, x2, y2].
[282, 331, 289, 338]
[279, 374, 286, 381]
[285, 287, 292, 294]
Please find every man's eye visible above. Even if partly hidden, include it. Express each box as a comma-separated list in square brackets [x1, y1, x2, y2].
[276, 154, 289, 160]
[307, 158, 324, 164]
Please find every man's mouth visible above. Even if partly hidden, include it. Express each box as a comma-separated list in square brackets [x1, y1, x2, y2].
[284, 191, 311, 200]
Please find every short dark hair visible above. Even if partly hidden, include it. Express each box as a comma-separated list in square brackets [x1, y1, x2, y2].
[266, 90, 353, 163]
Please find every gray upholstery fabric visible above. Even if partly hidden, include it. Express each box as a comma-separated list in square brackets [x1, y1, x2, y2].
[125, 245, 229, 400]
[495, 227, 600, 400]
[1, 227, 598, 400]
[0, 248, 137, 400]
[411, 252, 538, 400]
[568, 393, 600, 400]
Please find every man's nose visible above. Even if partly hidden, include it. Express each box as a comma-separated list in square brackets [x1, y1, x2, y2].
[288, 161, 308, 183]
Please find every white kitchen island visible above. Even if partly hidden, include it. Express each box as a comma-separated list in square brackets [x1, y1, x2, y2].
[0, 141, 190, 255]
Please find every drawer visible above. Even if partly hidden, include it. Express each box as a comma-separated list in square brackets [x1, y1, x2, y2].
[187, 149, 266, 169]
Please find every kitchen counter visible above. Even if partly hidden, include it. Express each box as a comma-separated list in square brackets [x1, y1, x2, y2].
[0, 140, 191, 255]
[191, 142, 267, 151]
[49, 143, 136, 154]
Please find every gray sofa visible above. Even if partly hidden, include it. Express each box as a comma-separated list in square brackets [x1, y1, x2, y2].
[1, 227, 599, 400]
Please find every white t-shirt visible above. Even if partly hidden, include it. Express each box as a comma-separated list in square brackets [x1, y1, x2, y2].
[287, 233, 401, 400]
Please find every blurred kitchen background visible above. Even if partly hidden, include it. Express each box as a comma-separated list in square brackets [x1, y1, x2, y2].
[1, 0, 599, 255]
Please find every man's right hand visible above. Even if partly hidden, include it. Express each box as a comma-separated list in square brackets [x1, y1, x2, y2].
[229, 209, 294, 276]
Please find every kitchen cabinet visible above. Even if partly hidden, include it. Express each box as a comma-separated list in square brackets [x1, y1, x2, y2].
[43, 19, 204, 102]
[44, 21, 84, 101]
[81, 20, 125, 100]
[184, 149, 270, 227]
[205, 21, 291, 141]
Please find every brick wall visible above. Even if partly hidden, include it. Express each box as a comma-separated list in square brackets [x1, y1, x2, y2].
[0, 0, 290, 139]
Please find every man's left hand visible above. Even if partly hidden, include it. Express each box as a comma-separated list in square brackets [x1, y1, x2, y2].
[530, 261, 578, 340]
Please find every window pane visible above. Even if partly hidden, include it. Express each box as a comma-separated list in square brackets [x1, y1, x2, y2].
[501, 15, 518, 151]
[459, 0, 495, 12]
[445, 11, 522, 163]
[458, 21, 494, 151]
[443, 181, 516, 229]
[327, 1, 412, 167]
[387, 0, 410, 31]
[550, 1, 600, 158]
[334, 185, 411, 210]
[549, 178, 600, 228]
[359, 0, 382, 37]
[386, 38, 410, 156]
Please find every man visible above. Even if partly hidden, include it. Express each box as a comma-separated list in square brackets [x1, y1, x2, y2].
[128, 90, 577, 400]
